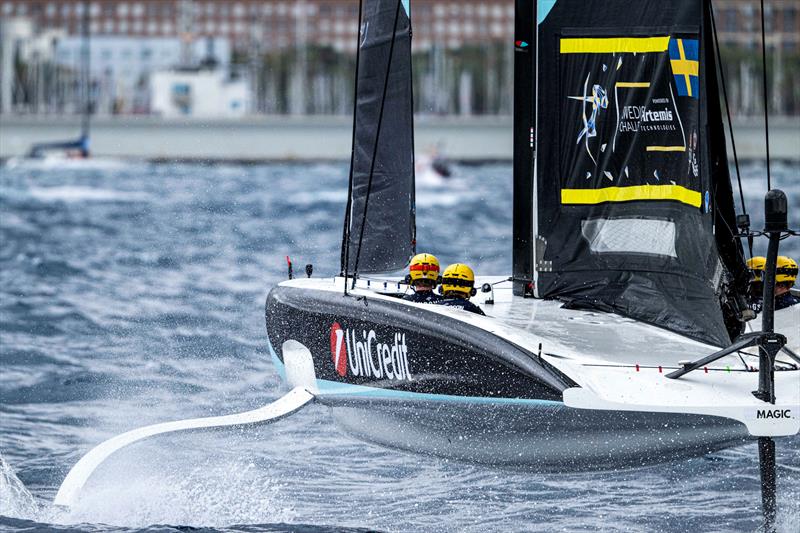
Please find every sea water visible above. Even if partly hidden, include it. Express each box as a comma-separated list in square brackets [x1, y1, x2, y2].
[0, 160, 798, 532]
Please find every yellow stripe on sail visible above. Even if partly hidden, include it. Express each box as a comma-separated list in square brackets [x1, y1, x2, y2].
[561, 185, 701, 208]
[646, 146, 686, 152]
[616, 82, 651, 88]
[560, 37, 670, 54]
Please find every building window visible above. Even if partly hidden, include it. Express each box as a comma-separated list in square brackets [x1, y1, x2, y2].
[785, 8, 797, 32]
[172, 83, 191, 115]
[117, 2, 128, 17]
[132, 2, 144, 17]
[103, 19, 114, 33]
[141, 48, 152, 61]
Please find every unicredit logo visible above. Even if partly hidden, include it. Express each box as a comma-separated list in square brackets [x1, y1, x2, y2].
[329, 322, 412, 381]
[330, 322, 347, 376]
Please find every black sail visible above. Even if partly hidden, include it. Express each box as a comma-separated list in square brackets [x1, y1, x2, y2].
[533, 0, 745, 346]
[342, 0, 415, 275]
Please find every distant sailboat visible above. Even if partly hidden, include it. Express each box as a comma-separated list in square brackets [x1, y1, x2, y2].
[27, 0, 91, 159]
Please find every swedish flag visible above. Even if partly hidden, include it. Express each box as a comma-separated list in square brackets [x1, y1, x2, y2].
[668, 38, 699, 98]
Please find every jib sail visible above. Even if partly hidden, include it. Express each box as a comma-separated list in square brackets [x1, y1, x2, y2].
[532, 0, 746, 346]
[341, 0, 415, 275]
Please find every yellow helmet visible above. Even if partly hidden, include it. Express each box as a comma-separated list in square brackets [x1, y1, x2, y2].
[746, 256, 766, 282]
[441, 263, 477, 297]
[408, 253, 440, 284]
[776, 256, 798, 284]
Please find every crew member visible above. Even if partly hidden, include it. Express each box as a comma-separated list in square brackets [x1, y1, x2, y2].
[437, 263, 485, 315]
[403, 253, 443, 303]
[775, 256, 799, 310]
[746, 256, 766, 312]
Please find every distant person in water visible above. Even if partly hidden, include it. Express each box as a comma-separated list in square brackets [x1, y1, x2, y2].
[436, 263, 485, 316]
[746, 256, 766, 312]
[775, 256, 799, 310]
[403, 253, 443, 304]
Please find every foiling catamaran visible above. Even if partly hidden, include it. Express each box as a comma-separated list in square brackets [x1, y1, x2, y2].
[54, 0, 798, 529]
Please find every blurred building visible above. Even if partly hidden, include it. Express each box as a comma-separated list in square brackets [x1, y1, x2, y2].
[0, 1, 513, 52]
[1, 0, 798, 117]
[150, 67, 248, 117]
[713, 0, 799, 50]
[54, 35, 229, 113]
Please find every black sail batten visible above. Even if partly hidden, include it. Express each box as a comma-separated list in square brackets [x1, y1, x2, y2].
[532, 0, 744, 347]
[342, 0, 415, 276]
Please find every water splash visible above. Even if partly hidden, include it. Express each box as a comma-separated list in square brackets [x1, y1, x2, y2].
[52, 451, 296, 528]
[0, 453, 39, 519]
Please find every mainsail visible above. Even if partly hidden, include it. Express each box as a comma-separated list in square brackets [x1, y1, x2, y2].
[531, 0, 746, 346]
[341, 0, 415, 275]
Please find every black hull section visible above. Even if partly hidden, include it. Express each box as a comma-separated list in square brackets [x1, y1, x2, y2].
[265, 285, 574, 400]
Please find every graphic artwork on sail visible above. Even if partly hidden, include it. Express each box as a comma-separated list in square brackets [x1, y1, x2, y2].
[535, 0, 747, 346]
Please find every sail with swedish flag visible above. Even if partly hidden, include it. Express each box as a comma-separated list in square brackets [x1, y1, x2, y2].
[533, 0, 746, 346]
[669, 38, 700, 98]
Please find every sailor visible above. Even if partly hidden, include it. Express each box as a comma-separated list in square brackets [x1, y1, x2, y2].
[774, 256, 800, 310]
[746, 256, 766, 312]
[403, 253, 443, 303]
[436, 263, 486, 315]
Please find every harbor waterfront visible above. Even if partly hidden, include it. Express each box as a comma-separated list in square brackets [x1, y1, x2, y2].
[1, 115, 798, 161]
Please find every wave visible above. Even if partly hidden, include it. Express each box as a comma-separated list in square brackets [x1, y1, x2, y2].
[27, 187, 150, 204]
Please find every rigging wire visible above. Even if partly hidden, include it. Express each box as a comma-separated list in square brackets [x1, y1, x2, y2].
[709, 2, 745, 218]
[351, 0, 404, 287]
[759, 0, 772, 190]
[340, 0, 365, 295]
